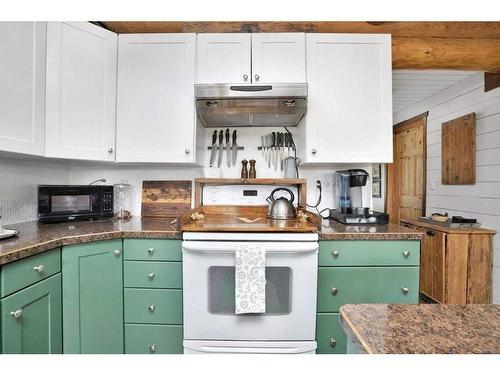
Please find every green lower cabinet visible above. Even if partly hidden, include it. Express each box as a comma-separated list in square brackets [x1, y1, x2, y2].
[62, 240, 124, 354]
[1, 273, 62, 354]
[316, 313, 346, 354]
[125, 324, 183, 354]
[124, 288, 183, 325]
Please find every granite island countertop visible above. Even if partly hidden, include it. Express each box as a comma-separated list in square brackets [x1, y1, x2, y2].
[339, 304, 500, 354]
[0, 217, 424, 265]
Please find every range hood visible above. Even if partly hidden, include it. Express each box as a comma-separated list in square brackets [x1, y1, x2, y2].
[195, 83, 307, 127]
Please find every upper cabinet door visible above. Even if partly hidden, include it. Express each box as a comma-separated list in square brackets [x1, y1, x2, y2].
[45, 22, 117, 161]
[0, 22, 46, 156]
[251, 33, 306, 83]
[197, 34, 251, 84]
[305, 34, 392, 163]
[116, 34, 196, 163]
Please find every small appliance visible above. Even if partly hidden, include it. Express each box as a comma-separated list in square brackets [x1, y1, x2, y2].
[266, 188, 297, 220]
[329, 169, 389, 224]
[38, 185, 114, 223]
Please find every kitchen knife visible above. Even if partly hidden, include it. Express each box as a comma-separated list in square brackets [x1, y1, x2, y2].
[261, 135, 265, 158]
[280, 133, 285, 171]
[217, 130, 224, 168]
[271, 132, 277, 170]
[209, 130, 217, 167]
[231, 130, 238, 166]
[225, 128, 231, 167]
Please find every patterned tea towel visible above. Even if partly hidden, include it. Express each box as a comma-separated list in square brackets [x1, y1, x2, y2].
[235, 244, 266, 314]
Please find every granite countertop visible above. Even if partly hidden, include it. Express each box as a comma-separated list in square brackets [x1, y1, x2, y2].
[340, 304, 500, 354]
[318, 220, 424, 240]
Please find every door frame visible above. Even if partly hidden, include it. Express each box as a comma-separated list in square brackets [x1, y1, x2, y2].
[386, 111, 428, 223]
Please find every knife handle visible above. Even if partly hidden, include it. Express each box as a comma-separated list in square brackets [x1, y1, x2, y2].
[232, 130, 237, 144]
[272, 132, 276, 147]
[212, 130, 217, 145]
[225, 128, 230, 143]
[219, 130, 224, 144]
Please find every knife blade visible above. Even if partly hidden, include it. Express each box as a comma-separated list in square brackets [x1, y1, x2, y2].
[209, 130, 217, 167]
[225, 129, 231, 167]
[231, 130, 238, 166]
[217, 130, 224, 168]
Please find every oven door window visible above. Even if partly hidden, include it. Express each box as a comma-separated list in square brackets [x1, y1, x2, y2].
[51, 195, 92, 213]
[208, 266, 291, 315]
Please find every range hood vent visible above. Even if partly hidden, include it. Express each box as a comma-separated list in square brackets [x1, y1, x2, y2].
[195, 83, 307, 127]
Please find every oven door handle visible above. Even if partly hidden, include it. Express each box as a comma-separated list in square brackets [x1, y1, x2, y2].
[181, 242, 318, 254]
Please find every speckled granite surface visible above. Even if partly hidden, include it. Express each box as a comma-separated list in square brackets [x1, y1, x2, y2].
[0, 217, 181, 265]
[319, 221, 424, 240]
[340, 304, 500, 354]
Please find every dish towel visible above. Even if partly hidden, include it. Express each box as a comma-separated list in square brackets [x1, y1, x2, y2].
[235, 244, 266, 314]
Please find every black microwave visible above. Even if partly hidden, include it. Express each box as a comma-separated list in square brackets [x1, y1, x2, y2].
[38, 185, 114, 223]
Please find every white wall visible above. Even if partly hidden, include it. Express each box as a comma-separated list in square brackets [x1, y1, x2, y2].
[394, 72, 500, 304]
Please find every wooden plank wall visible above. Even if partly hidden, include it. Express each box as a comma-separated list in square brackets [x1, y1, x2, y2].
[393, 72, 500, 304]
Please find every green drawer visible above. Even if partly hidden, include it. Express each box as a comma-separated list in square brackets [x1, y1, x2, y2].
[124, 261, 182, 289]
[125, 324, 183, 354]
[319, 240, 420, 267]
[123, 239, 181, 261]
[317, 266, 419, 312]
[124, 288, 182, 324]
[1, 248, 61, 297]
[316, 313, 346, 354]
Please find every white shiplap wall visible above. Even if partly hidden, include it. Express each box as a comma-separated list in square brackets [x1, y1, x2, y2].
[394, 72, 500, 303]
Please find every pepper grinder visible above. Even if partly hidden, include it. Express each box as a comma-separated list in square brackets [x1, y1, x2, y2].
[249, 159, 256, 178]
[241, 159, 249, 179]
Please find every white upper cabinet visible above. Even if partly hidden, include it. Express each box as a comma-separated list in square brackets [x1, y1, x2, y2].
[251, 33, 306, 83]
[116, 34, 196, 163]
[197, 33, 251, 84]
[0, 22, 46, 156]
[45, 22, 117, 161]
[304, 34, 392, 163]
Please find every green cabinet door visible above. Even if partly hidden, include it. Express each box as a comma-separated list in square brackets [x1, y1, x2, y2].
[316, 313, 347, 354]
[62, 240, 124, 354]
[1, 273, 62, 354]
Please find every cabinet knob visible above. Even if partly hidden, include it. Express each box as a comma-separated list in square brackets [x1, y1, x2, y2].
[254, 74, 260, 81]
[401, 287, 409, 294]
[107, 147, 114, 154]
[148, 248, 155, 255]
[311, 148, 317, 155]
[10, 309, 23, 319]
[148, 272, 155, 280]
[331, 250, 339, 258]
[149, 344, 157, 353]
[185, 149, 190, 154]
[330, 337, 337, 347]
[402, 250, 411, 258]
[33, 264, 45, 273]
[114, 249, 121, 256]
[331, 287, 338, 296]
[243, 74, 248, 81]
[148, 304, 156, 313]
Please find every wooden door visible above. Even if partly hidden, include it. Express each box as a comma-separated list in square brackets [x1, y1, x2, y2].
[430, 230, 446, 303]
[0, 22, 46, 156]
[305, 34, 392, 163]
[116, 33, 196, 163]
[197, 33, 251, 84]
[1, 274, 62, 354]
[388, 114, 427, 223]
[62, 240, 123, 354]
[251, 33, 306, 83]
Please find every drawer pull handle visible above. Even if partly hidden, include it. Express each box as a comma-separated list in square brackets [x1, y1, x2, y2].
[331, 251, 339, 258]
[10, 309, 23, 319]
[148, 248, 155, 255]
[401, 287, 409, 294]
[148, 304, 156, 313]
[402, 251, 411, 258]
[114, 249, 121, 256]
[331, 287, 338, 296]
[33, 264, 45, 273]
[148, 272, 155, 280]
[149, 344, 156, 353]
[330, 337, 337, 347]
[426, 230, 436, 237]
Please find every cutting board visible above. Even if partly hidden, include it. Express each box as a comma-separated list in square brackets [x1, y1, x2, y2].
[141, 180, 192, 218]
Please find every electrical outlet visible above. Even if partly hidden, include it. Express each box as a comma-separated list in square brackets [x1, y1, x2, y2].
[317, 174, 334, 193]
[430, 180, 436, 192]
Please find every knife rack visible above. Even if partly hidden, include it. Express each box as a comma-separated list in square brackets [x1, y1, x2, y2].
[207, 146, 244, 150]
[257, 146, 295, 150]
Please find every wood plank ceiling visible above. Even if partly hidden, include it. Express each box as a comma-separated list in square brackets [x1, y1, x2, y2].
[98, 21, 500, 71]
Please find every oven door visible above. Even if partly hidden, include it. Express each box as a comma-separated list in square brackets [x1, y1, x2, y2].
[182, 240, 318, 341]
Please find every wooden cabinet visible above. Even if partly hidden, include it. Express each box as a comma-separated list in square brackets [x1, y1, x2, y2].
[116, 33, 196, 163]
[303, 34, 392, 163]
[197, 33, 306, 84]
[62, 240, 124, 353]
[401, 219, 496, 304]
[1, 274, 62, 354]
[0, 22, 46, 156]
[45, 22, 117, 161]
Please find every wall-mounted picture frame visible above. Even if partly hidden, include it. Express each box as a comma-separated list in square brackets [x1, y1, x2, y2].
[372, 180, 381, 198]
[372, 164, 381, 179]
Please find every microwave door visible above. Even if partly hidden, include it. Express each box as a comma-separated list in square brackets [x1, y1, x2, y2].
[50, 194, 93, 214]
